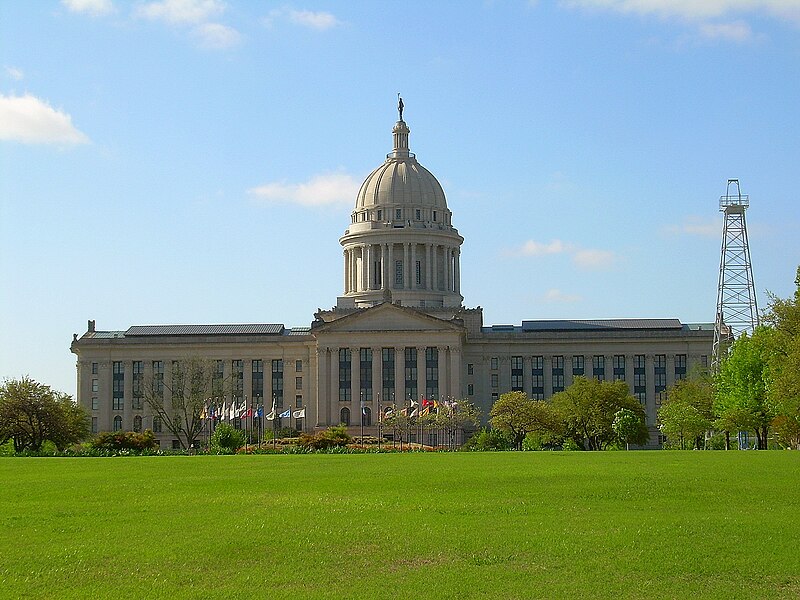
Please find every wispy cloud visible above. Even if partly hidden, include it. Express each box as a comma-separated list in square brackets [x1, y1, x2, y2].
[560, 0, 800, 23]
[0, 94, 89, 145]
[5, 66, 24, 81]
[663, 216, 719, 237]
[192, 22, 241, 48]
[542, 288, 583, 303]
[699, 20, 753, 41]
[61, 0, 114, 17]
[136, 0, 225, 24]
[265, 7, 341, 30]
[248, 173, 358, 208]
[505, 238, 617, 270]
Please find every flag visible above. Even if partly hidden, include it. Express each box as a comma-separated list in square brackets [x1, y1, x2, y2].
[410, 408, 418, 418]
[242, 407, 252, 419]
[266, 409, 276, 421]
[278, 408, 291, 418]
[256, 406, 264, 418]
[422, 398, 433, 408]
[292, 407, 306, 419]
[420, 406, 430, 417]
[410, 398, 419, 408]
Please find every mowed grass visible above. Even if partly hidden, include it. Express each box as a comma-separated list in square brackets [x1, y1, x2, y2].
[1, 452, 799, 599]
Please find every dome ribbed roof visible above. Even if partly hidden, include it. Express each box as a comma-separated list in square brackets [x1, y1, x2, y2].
[353, 119, 448, 211]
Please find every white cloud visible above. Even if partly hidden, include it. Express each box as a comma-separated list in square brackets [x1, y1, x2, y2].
[265, 8, 341, 30]
[506, 238, 616, 269]
[5, 66, 24, 81]
[561, 0, 800, 23]
[137, 0, 225, 24]
[0, 94, 89, 145]
[192, 22, 241, 48]
[664, 216, 720, 237]
[699, 20, 752, 41]
[513, 239, 573, 257]
[573, 248, 616, 269]
[542, 288, 583, 303]
[62, 0, 113, 16]
[248, 173, 359, 208]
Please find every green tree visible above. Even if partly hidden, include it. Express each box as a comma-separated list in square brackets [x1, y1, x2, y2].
[715, 328, 774, 449]
[657, 377, 714, 449]
[551, 377, 648, 450]
[0, 377, 90, 453]
[489, 391, 556, 450]
[210, 422, 245, 454]
[762, 266, 800, 449]
[613, 408, 641, 450]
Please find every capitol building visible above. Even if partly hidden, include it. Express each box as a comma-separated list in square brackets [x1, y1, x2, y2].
[71, 105, 714, 448]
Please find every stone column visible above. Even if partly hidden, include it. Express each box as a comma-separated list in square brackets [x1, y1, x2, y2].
[388, 244, 395, 290]
[403, 243, 410, 289]
[394, 346, 405, 407]
[666, 354, 676, 388]
[625, 354, 635, 394]
[371, 347, 382, 415]
[315, 348, 326, 428]
[437, 346, 448, 400]
[411, 244, 417, 289]
[454, 248, 461, 295]
[351, 347, 360, 426]
[330, 348, 339, 425]
[543, 356, 552, 399]
[426, 244, 433, 290]
[443, 247, 450, 292]
[343, 251, 349, 294]
[646, 354, 655, 426]
[449, 345, 462, 399]
[417, 346, 426, 400]
[523, 356, 532, 397]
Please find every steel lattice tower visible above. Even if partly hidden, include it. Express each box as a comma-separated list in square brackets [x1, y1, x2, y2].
[712, 179, 759, 370]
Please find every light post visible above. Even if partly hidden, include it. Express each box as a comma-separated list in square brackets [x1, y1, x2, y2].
[360, 390, 365, 444]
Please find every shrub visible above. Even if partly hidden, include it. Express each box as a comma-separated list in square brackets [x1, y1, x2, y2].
[462, 428, 513, 451]
[297, 425, 352, 450]
[91, 429, 159, 452]
[210, 423, 245, 454]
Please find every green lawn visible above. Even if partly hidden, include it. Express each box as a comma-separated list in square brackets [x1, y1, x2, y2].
[1, 452, 799, 599]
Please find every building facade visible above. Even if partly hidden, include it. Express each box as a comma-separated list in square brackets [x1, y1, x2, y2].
[71, 108, 713, 448]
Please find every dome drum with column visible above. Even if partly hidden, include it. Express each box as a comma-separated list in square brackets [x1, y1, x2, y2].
[338, 113, 463, 310]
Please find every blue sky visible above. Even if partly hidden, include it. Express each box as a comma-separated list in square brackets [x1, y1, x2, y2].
[2, 0, 799, 396]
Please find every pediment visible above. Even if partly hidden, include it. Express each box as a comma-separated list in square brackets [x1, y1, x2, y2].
[313, 303, 464, 334]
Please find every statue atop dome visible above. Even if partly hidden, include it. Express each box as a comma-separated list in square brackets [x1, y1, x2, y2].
[397, 94, 404, 121]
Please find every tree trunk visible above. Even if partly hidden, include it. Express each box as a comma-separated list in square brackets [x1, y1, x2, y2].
[725, 431, 731, 450]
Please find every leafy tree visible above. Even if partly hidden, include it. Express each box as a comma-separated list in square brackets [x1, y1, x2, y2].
[0, 377, 90, 452]
[762, 266, 800, 449]
[658, 377, 714, 450]
[714, 328, 775, 449]
[210, 422, 245, 454]
[551, 377, 648, 450]
[462, 427, 513, 451]
[297, 425, 351, 450]
[613, 408, 641, 450]
[432, 399, 481, 448]
[143, 358, 228, 450]
[489, 391, 556, 450]
[91, 429, 159, 452]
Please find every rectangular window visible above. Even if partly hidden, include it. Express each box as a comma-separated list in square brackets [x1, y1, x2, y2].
[613, 355, 625, 381]
[153, 361, 164, 394]
[212, 359, 224, 398]
[404, 347, 417, 402]
[132, 360, 143, 410]
[295, 359, 302, 372]
[491, 373, 498, 388]
[511, 356, 523, 392]
[425, 347, 438, 399]
[231, 360, 244, 402]
[152, 416, 162, 433]
[415, 260, 421, 285]
[295, 395, 303, 408]
[272, 359, 284, 407]
[395, 260, 403, 286]
[634, 354, 646, 403]
[531, 356, 544, 400]
[360, 347, 373, 402]
[112, 361, 124, 410]
[382, 348, 395, 402]
[592, 355, 605, 381]
[296, 376, 302, 390]
[467, 363, 474, 375]
[92, 379, 98, 392]
[433, 210, 437, 222]
[252, 359, 264, 403]
[572, 355, 584, 377]
[552, 355, 564, 394]
[468, 383, 474, 396]
[377, 209, 382, 221]
[654, 354, 667, 394]
[91, 397, 99, 411]
[491, 357, 498, 370]
[91, 417, 98, 434]
[395, 208, 402, 220]
[415, 209, 421, 220]
[91, 362, 98, 375]
[339, 349, 351, 402]
[675, 354, 687, 381]
[701, 355, 709, 369]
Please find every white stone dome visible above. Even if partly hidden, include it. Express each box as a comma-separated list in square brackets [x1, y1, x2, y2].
[353, 120, 448, 211]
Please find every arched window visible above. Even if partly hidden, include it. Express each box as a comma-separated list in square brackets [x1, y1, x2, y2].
[152, 416, 162, 433]
[133, 415, 142, 433]
[362, 406, 371, 427]
[113, 415, 123, 431]
[340, 407, 350, 426]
